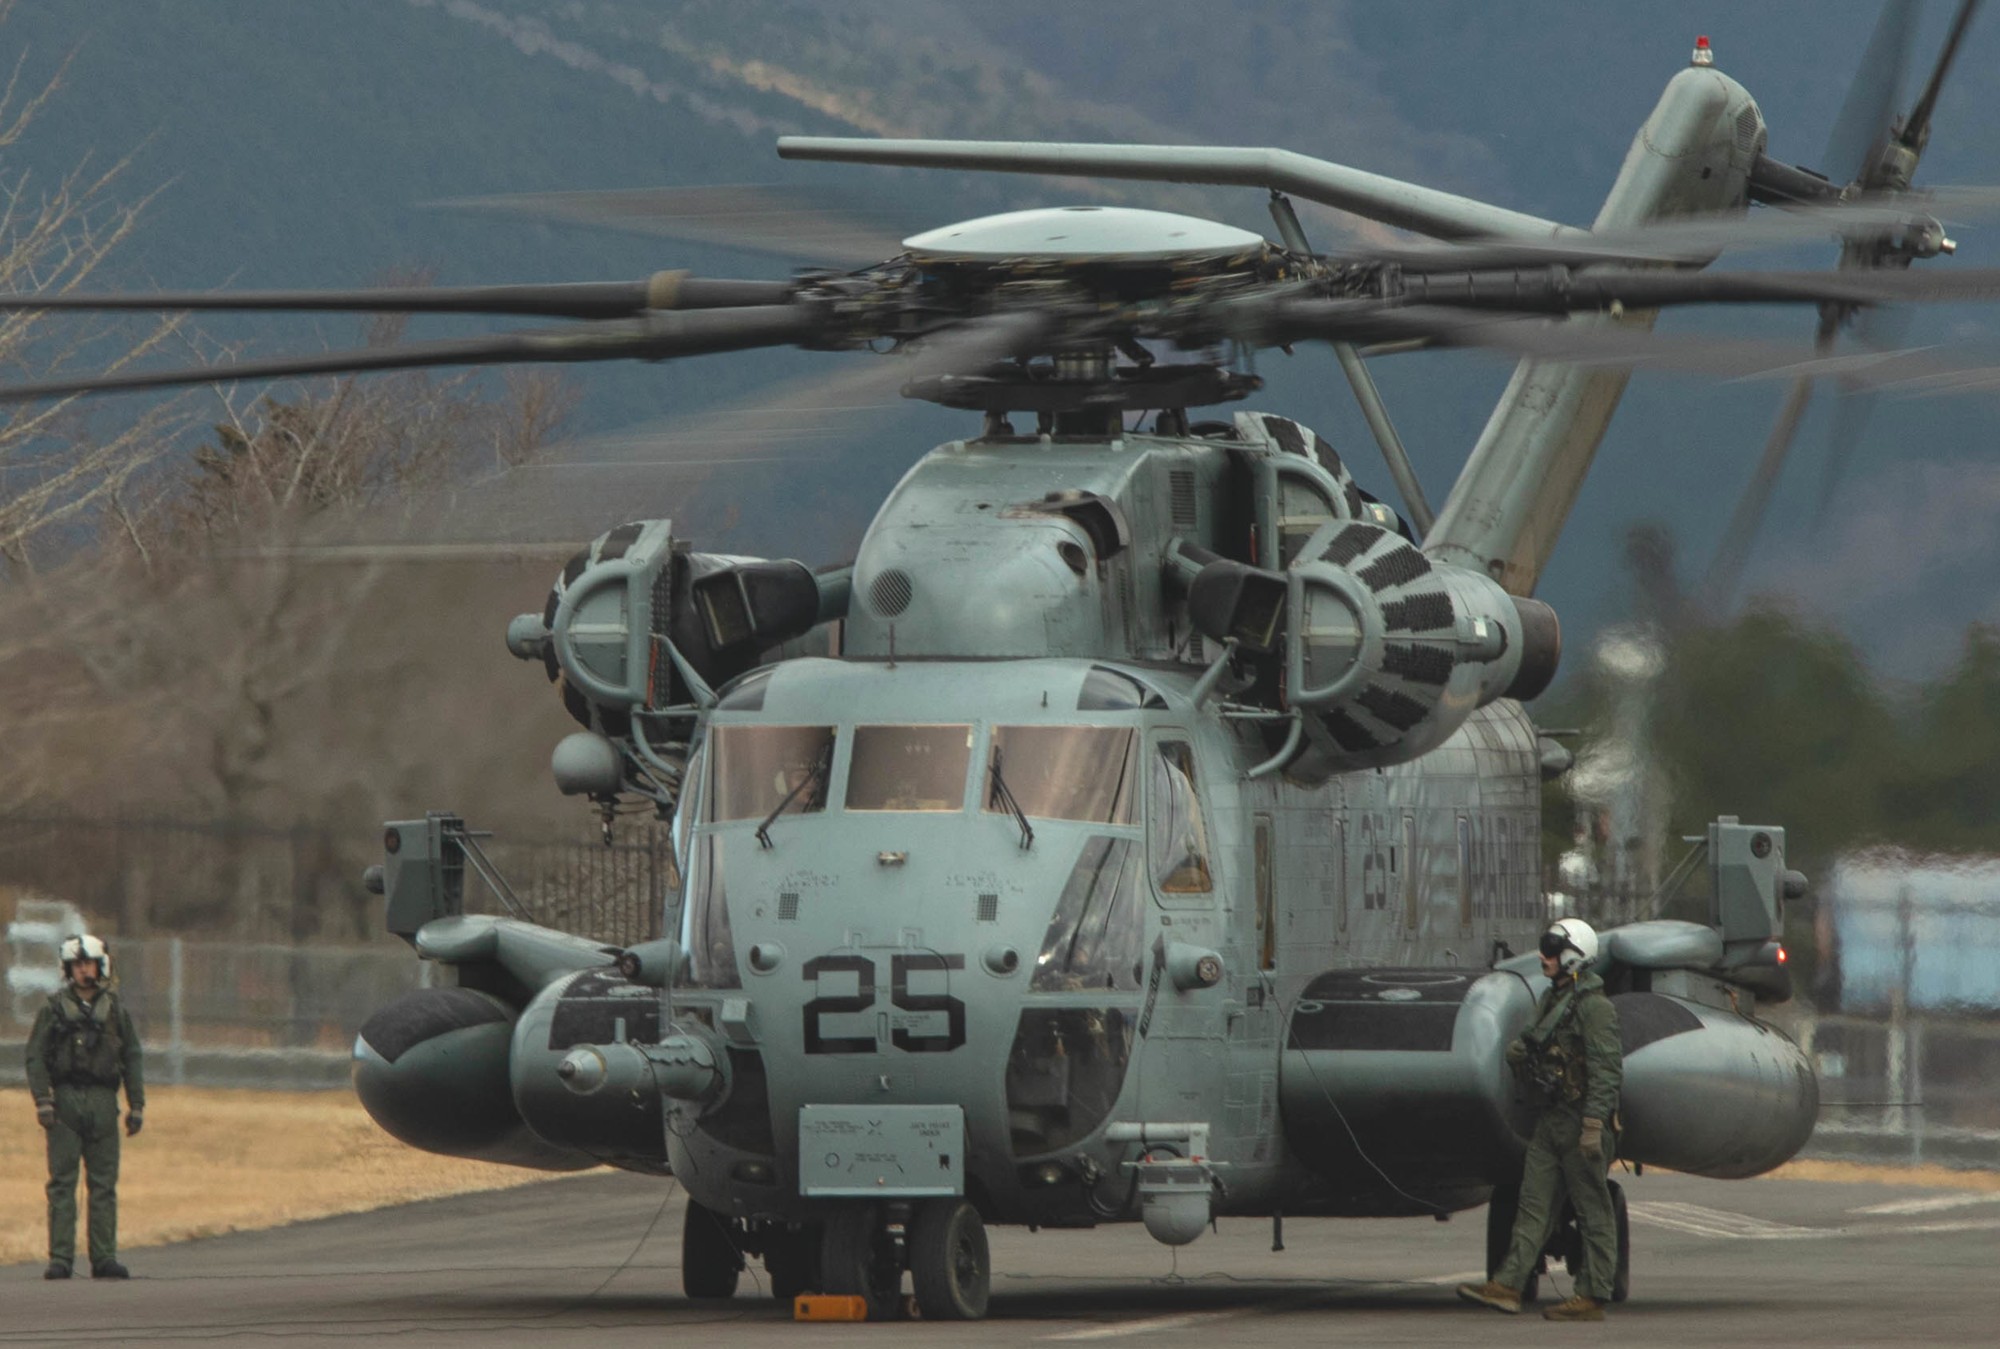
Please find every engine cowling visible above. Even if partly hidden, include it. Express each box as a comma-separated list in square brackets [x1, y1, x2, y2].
[502, 519, 847, 806]
[1176, 523, 1560, 783]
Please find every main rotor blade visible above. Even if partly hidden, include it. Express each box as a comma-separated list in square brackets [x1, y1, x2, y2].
[428, 184, 905, 268]
[1826, 0, 1919, 184]
[1255, 301, 1987, 393]
[779, 136, 1577, 244]
[1398, 263, 2000, 312]
[1367, 187, 2000, 273]
[325, 309, 1064, 550]
[0, 274, 794, 321]
[0, 306, 822, 404]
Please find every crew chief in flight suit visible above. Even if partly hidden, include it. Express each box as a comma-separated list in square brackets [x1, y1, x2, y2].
[1459, 917, 1623, 1322]
[26, 933, 144, 1281]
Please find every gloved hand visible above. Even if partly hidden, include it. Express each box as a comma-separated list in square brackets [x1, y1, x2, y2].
[1504, 1036, 1529, 1067]
[36, 1102, 56, 1130]
[125, 1111, 143, 1138]
[1579, 1115, 1604, 1161]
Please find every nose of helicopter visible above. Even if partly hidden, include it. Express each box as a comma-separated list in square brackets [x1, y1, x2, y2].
[668, 816, 1148, 1212]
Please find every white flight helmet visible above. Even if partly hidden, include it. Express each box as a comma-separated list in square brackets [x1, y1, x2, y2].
[1538, 918, 1598, 975]
[60, 933, 111, 984]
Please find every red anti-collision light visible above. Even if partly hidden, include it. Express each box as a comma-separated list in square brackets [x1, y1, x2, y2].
[1776, 944, 1788, 965]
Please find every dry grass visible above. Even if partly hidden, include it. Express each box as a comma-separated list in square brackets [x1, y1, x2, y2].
[1, 1084, 571, 1264]
[1767, 1158, 2000, 1191]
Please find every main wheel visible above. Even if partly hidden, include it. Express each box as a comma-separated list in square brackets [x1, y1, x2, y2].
[819, 1205, 902, 1319]
[1486, 1184, 1539, 1304]
[1609, 1180, 1631, 1303]
[681, 1200, 743, 1300]
[909, 1199, 991, 1321]
[764, 1223, 822, 1302]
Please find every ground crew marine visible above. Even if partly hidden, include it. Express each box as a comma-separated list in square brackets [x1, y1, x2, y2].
[25, 933, 144, 1281]
[1458, 918, 1623, 1322]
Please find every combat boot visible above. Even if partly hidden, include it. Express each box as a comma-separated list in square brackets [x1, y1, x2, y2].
[91, 1260, 129, 1280]
[1542, 1294, 1604, 1321]
[44, 1261, 71, 1280]
[1455, 1279, 1522, 1314]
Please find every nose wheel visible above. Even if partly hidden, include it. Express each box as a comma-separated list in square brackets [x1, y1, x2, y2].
[819, 1204, 906, 1318]
[909, 1199, 991, 1320]
[681, 1199, 745, 1300]
[817, 1199, 993, 1320]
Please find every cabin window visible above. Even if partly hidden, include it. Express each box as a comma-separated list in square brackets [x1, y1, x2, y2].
[1254, 815, 1276, 970]
[677, 833, 740, 989]
[1149, 740, 1213, 893]
[1457, 815, 1474, 929]
[845, 725, 972, 811]
[1402, 812, 1419, 929]
[1032, 837, 1145, 992]
[986, 726, 1138, 824]
[704, 725, 835, 823]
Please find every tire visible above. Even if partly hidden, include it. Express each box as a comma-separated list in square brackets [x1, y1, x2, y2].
[1609, 1180, 1631, 1303]
[909, 1199, 991, 1321]
[681, 1200, 743, 1300]
[764, 1224, 822, 1302]
[1486, 1185, 1539, 1304]
[820, 1205, 902, 1319]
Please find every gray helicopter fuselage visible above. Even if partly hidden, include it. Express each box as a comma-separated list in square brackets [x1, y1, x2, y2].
[658, 421, 1548, 1226]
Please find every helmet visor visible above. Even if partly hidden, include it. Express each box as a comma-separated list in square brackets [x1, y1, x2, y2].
[1538, 929, 1573, 959]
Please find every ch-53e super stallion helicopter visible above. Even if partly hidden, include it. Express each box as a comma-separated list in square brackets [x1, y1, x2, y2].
[6, 5, 1999, 1322]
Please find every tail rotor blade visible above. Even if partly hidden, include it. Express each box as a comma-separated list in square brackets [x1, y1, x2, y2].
[1814, 303, 1916, 519]
[1703, 377, 1816, 611]
[1902, 0, 1984, 154]
[1826, 0, 1920, 184]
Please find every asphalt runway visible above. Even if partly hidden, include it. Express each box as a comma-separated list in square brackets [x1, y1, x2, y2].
[3, 1167, 1995, 1346]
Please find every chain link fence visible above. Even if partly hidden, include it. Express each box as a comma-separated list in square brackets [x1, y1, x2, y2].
[0, 813, 672, 947]
[0, 813, 676, 1089]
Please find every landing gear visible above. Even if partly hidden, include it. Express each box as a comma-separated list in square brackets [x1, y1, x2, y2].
[763, 1222, 823, 1302]
[1548, 1183, 1631, 1303]
[820, 1204, 904, 1319]
[1485, 1183, 1539, 1304]
[909, 1199, 991, 1320]
[1608, 1179, 1631, 1303]
[681, 1199, 744, 1300]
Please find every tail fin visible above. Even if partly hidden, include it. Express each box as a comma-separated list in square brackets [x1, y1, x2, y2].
[1423, 65, 1767, 594]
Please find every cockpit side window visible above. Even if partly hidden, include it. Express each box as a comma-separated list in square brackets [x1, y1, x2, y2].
[1032, 837, 1145, 991]
[845, 725, 973, 812]
[985, 726, 1138, 824]
[1149, 739, 1213, 894]
[704, 725, 835, 823]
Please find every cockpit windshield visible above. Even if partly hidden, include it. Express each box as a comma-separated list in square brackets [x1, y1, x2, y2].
[984, 726, 1138, 824]
[845, 725, 973, 812]
[704, 725, 835, 823]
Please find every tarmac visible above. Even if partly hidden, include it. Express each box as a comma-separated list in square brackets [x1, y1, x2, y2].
[2, 1167, 1994, 1346]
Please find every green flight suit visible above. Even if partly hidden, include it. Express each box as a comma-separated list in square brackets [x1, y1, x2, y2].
[1494, 969, 1623, 1302]
[26, 987, 145, 1270]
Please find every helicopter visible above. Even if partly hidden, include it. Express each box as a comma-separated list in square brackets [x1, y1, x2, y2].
[5, 6, 1998, 1323]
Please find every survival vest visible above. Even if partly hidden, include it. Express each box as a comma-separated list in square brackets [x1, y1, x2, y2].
[42, 990, 127, 1087]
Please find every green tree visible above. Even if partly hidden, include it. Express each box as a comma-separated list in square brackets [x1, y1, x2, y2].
[1885, 623, 2000, 853]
